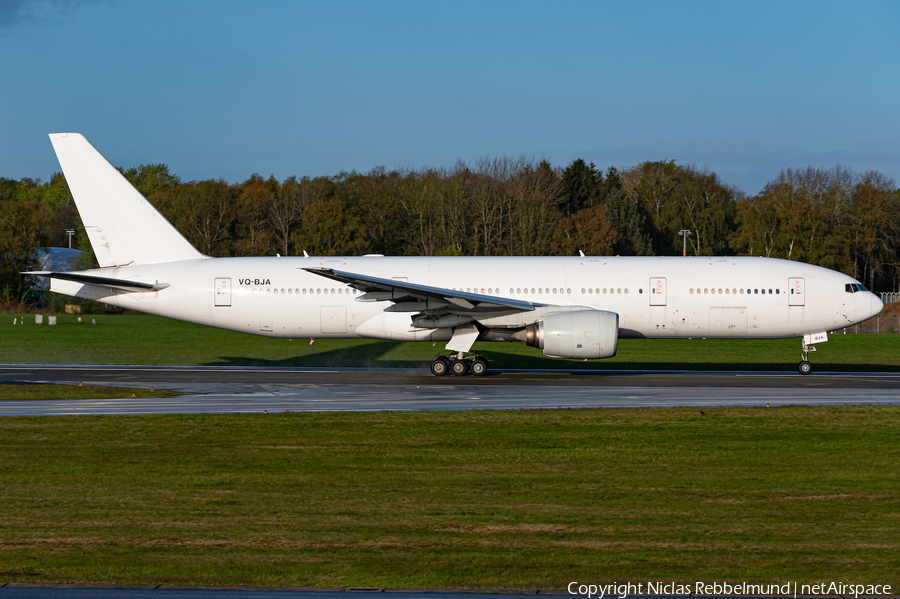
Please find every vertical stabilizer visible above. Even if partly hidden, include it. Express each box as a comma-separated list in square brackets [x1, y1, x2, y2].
[49, 133, 204, 267]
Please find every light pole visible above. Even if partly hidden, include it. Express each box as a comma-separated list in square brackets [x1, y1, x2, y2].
[65, 229, 75, 249]
[678, 230, 691, 256]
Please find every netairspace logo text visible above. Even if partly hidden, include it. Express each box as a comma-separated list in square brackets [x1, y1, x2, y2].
[568, 581, 893, 598]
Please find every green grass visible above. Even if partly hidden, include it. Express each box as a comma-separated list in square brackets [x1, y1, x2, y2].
[0, 407, 898, 588]
[2, 313, 899, 370]
[0, 384, 180, 401]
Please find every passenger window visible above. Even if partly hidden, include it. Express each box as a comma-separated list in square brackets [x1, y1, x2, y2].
[704, 289, 708, 294]
[754, 289, 758, 294]
[769, 289, 772, 294]
[531, 288, 535, 294]
[690, 289, 694, 294]
[718, 289, 722, 294]
[776, 289, 780, 294]
[617, 288, 621, 294]
[624, 288, 628, 294]
[567, 288, 572, 294]
[581, 288, 586, 294]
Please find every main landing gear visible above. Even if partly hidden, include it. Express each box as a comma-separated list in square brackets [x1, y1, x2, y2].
[430, 353, 489, 377]
[798, 338, 815, 375]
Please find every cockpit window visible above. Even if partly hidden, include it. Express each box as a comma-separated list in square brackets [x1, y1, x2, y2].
[845, 283, 867, 293]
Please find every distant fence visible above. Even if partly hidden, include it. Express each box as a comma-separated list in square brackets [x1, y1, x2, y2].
[841, 313, 899, 335]
[881, 292, 900, 304]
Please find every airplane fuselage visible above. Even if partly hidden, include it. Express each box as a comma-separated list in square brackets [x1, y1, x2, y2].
[51, 255, 880, 342]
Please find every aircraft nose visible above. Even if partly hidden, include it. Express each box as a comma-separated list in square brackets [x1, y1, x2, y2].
[871, 292, 884, 318]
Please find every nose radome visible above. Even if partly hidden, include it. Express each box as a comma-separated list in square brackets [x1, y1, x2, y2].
[871, 293, 884, 318]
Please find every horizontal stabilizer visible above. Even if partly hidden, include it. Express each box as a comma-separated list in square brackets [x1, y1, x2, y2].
[24, 271, 169, 292]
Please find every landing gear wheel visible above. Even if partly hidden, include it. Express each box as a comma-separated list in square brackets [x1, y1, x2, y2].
[470, 357, 489, 376]
[798, 360, 812, 376]
[430, 357, 450, 376]
[451, 359, 469, 376]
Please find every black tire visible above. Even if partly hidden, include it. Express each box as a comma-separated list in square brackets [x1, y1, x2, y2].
[430, 357, 450, 376]
[470, 357, 488, 376]
[798, 360, 812, 375]
[451, 359, 468, 376]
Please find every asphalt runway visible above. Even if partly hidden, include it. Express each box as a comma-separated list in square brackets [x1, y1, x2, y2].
[1, 365, 899, 416]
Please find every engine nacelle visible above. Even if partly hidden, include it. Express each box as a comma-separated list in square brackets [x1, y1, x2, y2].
[525, 309, 618, 359]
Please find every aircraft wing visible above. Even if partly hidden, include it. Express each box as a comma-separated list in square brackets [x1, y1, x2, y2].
[302, 267, 543, 314]
[24, 271, 170, 293]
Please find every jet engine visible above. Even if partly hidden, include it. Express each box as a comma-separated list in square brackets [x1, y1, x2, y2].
[525, 309, 618, 359]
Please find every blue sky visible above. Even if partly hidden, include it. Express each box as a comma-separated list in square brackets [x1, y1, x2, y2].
[2, 0, 898, 194]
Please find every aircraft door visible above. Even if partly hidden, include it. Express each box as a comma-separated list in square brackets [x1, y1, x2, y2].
[215, 278, 231, 306]
[650, 277, 666, 306]
[789, 278, 805, 306]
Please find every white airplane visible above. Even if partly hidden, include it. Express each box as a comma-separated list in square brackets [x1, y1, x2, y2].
[29, 133, 884, 376]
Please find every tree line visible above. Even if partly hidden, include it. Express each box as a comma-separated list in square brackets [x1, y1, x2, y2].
[2, 156, 898, 303]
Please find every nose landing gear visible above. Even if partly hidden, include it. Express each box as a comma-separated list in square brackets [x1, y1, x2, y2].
[798, 338, 815, 375]
[430, 352, 489, 376]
